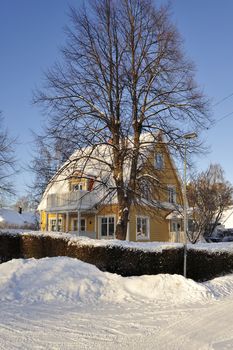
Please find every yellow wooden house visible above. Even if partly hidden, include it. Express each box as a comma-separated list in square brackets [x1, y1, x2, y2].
[38, 134, 184, 242]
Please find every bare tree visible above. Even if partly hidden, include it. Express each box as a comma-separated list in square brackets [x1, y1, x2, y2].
[187, 164, 233, 243]
[12, 194, 37, 212]
[34, 0, 210, 240]
[0, 113, 16, 202]
[28, 133, 70, 205]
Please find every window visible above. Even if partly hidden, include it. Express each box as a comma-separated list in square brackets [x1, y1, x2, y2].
[136, 216, 150, 240]
[71, 183, 84, 191]
[140, 179, 150, 200]
[73, 218, 86, 232]
[50, 218, 62, 232]
[170, 220, 181, 232]
[168, 186, 176, 204]
[51, 219, 56, 232]
[155, 153, 164, 170]
[99, 216, 115, 238]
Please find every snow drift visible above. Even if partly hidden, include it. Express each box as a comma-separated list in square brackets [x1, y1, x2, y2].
[0, 257, 229, 305]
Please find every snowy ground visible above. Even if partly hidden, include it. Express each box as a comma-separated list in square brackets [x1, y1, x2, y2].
[0, 257, 233, 349]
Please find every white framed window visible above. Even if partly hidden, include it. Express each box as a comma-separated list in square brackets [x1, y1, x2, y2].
[99, 216, 115, 239]
[168, 186, 176, 204]
[155, 153, 164, 170]
[136, 216, 150, 240]
[71, 183, 84, 191]
[50, 218, 62, 232]
[170, 220, 181, 232]
[73, 218, 86, 232]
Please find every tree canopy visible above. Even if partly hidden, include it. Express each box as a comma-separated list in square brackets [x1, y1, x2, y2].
[187, 164, 233, 243]
[34, 0, 210, 239]
[0, 113, 16, 202]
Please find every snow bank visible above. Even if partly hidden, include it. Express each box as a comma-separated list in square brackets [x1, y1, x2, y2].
[205, 274, 233, 298]
[0, 257, 218, 305]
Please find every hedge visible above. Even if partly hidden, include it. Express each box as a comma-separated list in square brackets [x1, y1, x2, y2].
[0, 232, 233, 281]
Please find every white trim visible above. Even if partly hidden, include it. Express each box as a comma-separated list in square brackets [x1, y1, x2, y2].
[66, 212, 69, 232]
[126, 220, 130, 241]
[136, 215, 150, 241]
[98, 215, 116, 239]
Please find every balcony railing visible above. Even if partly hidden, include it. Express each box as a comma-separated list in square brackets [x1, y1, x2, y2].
[46, 191, 98, 212]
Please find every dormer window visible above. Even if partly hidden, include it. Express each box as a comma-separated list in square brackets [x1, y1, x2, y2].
[155, 153, 164, 170]
[71, 183, 84, 191]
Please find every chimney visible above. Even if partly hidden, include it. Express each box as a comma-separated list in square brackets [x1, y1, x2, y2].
[18, 207, 22, 214]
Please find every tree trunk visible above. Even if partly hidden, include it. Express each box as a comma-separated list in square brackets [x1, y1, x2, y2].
[115, 205, 129, 240]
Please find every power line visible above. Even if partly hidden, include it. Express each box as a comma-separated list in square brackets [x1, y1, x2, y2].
[208, 92, 233, 128]
[213, 92, 233, 107]
[213, 111, 233, 126]
[204, 110, 233, 130]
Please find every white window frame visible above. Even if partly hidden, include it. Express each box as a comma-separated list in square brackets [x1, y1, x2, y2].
[72, 217, 86, 232]
[136, 216, 150, 240]
[155, 153, 164, 170]
[98, 215, 116, 239]
[170, 220, 181, 233]
[168, 185, 176, 204]
[50, 218, 62, 232]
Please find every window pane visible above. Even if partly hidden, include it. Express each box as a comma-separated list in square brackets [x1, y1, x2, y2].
[80, 219, 86, 231]
[137, 217, 141, 234]
[73, 183, 83, 191]
[101, 218, 108, 236]
[73, 219, 77, 231]
[142, 218, 147, 235]
[51, 219, 56, 231]
[108, 217, 115, 236]
[168, 187, 176, 203]
[137, 217, 149, 238]
[155, 153, 163, 170]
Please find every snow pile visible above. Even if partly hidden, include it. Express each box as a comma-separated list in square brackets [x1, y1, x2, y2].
[121, 274, 211, 304]
[205, 274, 233, 299]
[0, 257, 216, 305]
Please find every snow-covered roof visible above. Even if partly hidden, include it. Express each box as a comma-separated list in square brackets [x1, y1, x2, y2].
[38, 131, 183, 213]
[0, 208, 36, 227]
[38, 132, 163, 210]
[220, 207, 233, 229]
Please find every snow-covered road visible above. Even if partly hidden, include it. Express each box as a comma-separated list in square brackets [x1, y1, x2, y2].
[0, 257, 232, 349]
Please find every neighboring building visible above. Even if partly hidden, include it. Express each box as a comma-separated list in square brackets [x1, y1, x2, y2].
[219, 207, 233, 229]
[38, 133, 184, 242]
[0, 208, 38, 230]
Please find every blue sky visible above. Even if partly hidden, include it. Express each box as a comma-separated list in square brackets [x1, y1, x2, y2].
[1, 0, 233, 200]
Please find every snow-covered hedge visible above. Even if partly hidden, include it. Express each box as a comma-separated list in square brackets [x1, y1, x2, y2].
[1, 231, 233, 281]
